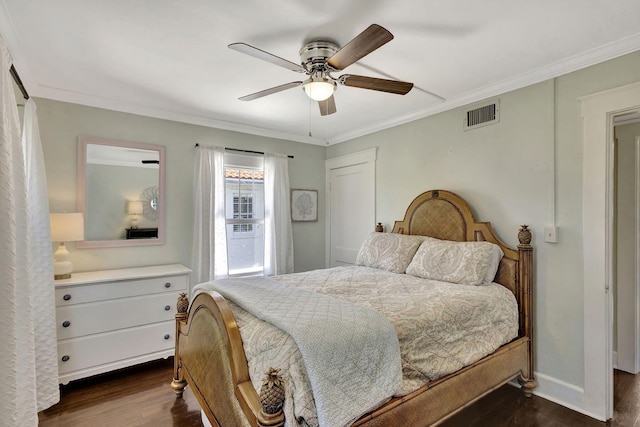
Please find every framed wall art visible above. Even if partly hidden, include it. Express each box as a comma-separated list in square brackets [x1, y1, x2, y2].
[291, 189, 318, 222]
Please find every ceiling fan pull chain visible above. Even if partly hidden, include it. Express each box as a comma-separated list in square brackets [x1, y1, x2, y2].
[308, 97, 313, 138]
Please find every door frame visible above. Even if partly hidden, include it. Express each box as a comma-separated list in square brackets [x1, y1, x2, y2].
[636, 135, 640, 372]
[580, 81, 640, 421]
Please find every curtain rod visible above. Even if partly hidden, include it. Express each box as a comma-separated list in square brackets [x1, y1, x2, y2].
[194, 144, 294, 159]
[10, 65, 29, 100]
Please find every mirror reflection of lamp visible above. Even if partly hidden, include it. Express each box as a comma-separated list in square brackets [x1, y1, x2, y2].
[127, 200, 144, 229]
[50, 213, 85, 280]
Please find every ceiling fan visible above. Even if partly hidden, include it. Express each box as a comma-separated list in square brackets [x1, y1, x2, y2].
[229, 24, 414, 116]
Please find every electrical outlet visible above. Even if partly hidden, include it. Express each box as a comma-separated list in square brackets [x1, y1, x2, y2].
[544, 226, 558, 243]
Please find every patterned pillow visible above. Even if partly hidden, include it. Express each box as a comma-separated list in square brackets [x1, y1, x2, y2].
[483, 244, 504, 284]
[356, 232, 426, 274]
[406, 237, 498, 285]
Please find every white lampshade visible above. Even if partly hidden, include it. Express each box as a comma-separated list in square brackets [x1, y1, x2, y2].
[303, 78, 335, 101]
[127, 200, 144, 215]
[50, 212, 85, 242]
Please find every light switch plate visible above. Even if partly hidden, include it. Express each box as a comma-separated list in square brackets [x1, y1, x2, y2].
[544, 226, 558, 243]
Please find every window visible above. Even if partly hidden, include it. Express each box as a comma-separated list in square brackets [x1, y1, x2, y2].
[232, 195, 253, 233]
[224, 154, 264, 276]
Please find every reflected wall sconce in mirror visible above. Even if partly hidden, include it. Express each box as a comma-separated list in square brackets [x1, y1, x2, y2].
[127, 200, 143, 229]
[50, 212, 84, 280]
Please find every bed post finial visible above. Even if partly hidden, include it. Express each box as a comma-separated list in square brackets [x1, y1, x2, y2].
[176, 292, 189, 315]
[517, 225, 537, 396]
[376, 222, 383, 232]
[518, 225, 532, 245]
[171, 293, 189, 396]
[258, 367, 285, 427]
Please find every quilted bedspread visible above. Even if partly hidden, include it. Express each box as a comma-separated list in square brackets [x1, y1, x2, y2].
[194, 266, 518, 427]
[195, 276, 402, 427]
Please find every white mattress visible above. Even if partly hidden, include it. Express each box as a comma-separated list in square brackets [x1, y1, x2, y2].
[226, 266, 518, 427]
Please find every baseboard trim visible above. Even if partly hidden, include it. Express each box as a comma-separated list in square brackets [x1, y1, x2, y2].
[509, 372, 606, 422]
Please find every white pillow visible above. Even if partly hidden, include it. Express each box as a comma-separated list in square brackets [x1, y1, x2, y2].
[356, 232, 426, 274]
[406, 237, 499, 285]
[483, 244, 504, 284]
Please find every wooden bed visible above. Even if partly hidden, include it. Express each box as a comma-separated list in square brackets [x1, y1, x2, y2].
[171, 189, 536, 427]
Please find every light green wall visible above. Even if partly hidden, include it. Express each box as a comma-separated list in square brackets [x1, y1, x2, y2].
[327, 51, 640, 389]
[38, 99, 326, 274]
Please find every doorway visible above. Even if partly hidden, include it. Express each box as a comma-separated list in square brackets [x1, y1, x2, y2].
[581, 82, 640, 421]
[614, 118, 640, 376]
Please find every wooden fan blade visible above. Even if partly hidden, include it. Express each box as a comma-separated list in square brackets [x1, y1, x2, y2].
[318, 95, 337, 116]
[339, 74, 413, 95]
[239, 81, 303, 101]
[326, 24, 393, 71]
[229, 42, 307, 73]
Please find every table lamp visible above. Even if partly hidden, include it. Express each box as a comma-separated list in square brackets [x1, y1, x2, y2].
[50, 212, 85, 280]
[127, 200, 144, 229]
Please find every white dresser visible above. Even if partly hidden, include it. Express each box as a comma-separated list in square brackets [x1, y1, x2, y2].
[54, 264, 191, 384]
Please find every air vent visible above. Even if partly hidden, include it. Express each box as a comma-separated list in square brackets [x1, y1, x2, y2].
[464, 99, 500, 131]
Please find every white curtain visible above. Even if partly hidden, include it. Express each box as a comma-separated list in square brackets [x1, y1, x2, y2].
[264, 153, 294, 276]
[0, 37, 59, 426]
[192, 145, 228, 285]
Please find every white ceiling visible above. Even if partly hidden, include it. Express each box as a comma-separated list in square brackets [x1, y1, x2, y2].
[2, 1, 640, 145]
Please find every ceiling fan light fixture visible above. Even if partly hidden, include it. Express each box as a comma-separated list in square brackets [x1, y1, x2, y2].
[303, 78, 335, 101]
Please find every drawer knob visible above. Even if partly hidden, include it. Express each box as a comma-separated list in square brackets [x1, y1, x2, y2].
[63, 294, 71, 301]
[164, 305, 171, 311]
[61, 355, 70, 362]
[164, 334, 171, 340]
[164, 282, 171, 288]
[62, 321, 71, 328]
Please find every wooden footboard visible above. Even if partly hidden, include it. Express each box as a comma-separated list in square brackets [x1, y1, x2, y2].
[353, 338, 531, 426]
[172, 291, 283, 427]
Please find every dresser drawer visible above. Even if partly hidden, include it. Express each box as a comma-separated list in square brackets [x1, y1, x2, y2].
[57, 321, 175, 375]
[56, 292, 181, 339]
[56, 275, 187, 306]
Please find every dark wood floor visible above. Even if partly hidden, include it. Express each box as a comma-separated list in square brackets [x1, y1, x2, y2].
[39, 359, 638, 426]
[38, 358, 202, 427]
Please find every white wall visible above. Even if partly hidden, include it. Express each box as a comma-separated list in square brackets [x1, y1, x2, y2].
[38, 98, 327, 274]
[327, 50, 640, 410]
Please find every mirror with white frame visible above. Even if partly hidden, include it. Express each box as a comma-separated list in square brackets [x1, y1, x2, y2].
[76, 136, 166, 248]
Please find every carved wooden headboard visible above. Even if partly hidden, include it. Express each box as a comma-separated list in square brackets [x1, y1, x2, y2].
[391, 189, 521, 297]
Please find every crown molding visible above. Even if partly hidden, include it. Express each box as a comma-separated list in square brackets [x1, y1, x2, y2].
[33, 84, 328, 145]
[328, 32, 640, 144]
[3, 0, 639, 148]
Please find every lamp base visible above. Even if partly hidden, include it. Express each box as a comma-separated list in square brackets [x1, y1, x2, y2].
[53, 242, 74, 280]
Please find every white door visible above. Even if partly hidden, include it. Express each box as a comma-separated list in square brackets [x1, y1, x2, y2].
[326, 149, 376, 267]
